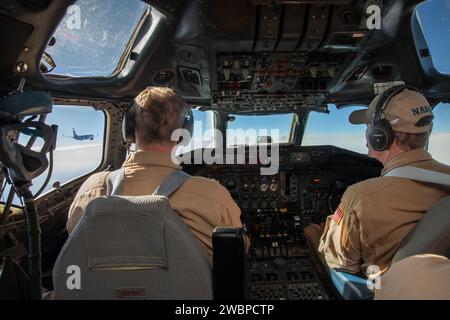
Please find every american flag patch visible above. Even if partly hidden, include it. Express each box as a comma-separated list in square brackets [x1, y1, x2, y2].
[332, 208, 344, 225]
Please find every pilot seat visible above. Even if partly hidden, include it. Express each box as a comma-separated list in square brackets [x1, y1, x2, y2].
[329, 194, 450, 300]
[53, 170, 215, 299]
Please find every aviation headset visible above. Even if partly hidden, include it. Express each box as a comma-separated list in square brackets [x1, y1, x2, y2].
[367, 84, 412, 152]
[122, 100, 194, 144]
[0, 91, 57, 185]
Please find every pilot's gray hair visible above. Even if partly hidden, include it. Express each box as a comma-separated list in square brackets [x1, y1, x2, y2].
[134, 87, 185, 145]
[395, 131, 431, 150]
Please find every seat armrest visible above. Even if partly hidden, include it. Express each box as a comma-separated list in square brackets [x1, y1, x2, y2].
[212, 227, 247, 300]
[329, 269, 374, 300]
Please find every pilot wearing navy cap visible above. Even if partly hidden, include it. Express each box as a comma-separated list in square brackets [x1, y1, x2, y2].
[305, 86, 450, 276]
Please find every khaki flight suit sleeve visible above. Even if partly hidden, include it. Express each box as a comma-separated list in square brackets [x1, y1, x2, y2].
[223, 195, 243, 228]
[220, 191, 251, 251]
[318, 192, 362, 274]
[66, 172, 110, 234]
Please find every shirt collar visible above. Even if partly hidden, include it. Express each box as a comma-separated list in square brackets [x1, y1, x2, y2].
[123, 150, 181, 170]
[382, 148, 432, 176]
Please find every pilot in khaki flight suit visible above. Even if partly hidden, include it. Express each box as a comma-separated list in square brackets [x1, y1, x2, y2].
[304, 87, 450, 276]
[67, 87, 245, 258]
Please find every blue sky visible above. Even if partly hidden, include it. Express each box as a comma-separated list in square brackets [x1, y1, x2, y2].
[227, 114, 293, 144]
[47, 0, 147, 76]
[45, 106, 105, 147]
[417, 0, 450, 75]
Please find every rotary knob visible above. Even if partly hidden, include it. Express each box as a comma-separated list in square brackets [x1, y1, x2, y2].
[270, 182, 278, 192]
[260, 183, 269, 192]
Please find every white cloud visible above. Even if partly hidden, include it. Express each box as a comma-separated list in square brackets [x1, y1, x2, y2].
[428, 133, 450, 165]
[302, 133, 368, 155]
[52, 144, 103, 173]
[54, 143, 102, 152]
[31, 143, 103, 195]
[304, 133, 450, 165]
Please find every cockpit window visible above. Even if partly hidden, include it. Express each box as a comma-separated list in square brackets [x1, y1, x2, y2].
[2, 104, 105, 206]
[415, 0, 450, 74]
[428, 103, 450, 165]
[25, 105, 104, 198]
[226, 114, 294, 147]
[302, 105, 367, 154]
[176, 109, 216, 154]
[43, 0, 149, 77]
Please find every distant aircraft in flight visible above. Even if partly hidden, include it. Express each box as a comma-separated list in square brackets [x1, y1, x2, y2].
[64, 128, 95, 141]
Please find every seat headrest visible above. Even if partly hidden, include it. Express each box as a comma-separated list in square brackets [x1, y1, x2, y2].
[392, 196, 450, 263]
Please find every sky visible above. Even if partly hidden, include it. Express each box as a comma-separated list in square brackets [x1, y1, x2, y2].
[416, 0, 450, 74]
[46, 0, 147, 77]
[303, 104, 450, 164]
[2, 0, 449, 205]
[31, 106, 105, 193]
[227, 114, 293, 146]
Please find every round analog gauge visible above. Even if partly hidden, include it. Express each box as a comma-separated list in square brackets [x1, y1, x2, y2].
[225, 179, 237, 191]
[270, 183, 277, 192]
[260, 183, 269, 192]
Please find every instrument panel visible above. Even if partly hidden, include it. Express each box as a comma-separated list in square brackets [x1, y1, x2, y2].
[215, 52, 347, 93]
[200, 166, 360, 256]
[187, 145, 380, 256]
[184, 145, 381, 300]
[211, 52, 350, 112]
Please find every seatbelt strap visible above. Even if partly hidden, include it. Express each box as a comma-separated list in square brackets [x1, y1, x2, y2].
[152, 170, 191, 197]
[384, 165, 450, 187]
[106, 168, 125, 196]
[106, 167, 191, 197]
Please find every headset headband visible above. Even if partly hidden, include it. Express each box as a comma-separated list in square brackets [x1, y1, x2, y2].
[373, 84, 407, 126]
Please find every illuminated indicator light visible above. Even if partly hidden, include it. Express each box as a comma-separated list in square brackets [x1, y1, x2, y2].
[352, 32, 365, 38]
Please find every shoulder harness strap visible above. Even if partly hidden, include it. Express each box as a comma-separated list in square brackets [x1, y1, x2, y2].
[106, 167, 125, 196]
[152, 170, 191, 197]
[385, 165, 450, 187]
[105, 168, 191, 197]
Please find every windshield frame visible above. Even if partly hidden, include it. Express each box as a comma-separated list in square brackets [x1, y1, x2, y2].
[42, 1, 157, 80]
[223, 112, 299, 147]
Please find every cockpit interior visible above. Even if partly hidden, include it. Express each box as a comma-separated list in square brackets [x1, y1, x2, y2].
[0, 0, 449, 301]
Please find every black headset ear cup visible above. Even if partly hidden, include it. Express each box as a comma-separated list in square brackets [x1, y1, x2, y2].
[177, 106, 194, 145]
[368, 84, 407, 152]
[368, 119, 394, 152]
[182, 107, 194, 137]
[122, 104, 136, 144]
